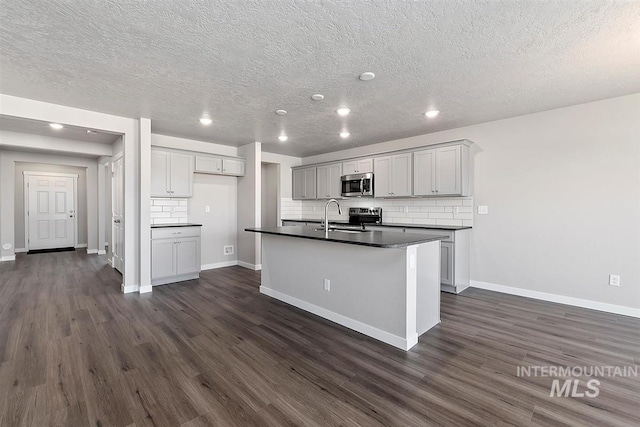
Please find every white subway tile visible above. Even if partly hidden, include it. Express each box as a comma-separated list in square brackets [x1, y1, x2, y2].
[429, 212, 454, 219]
[421, 207, 445, 213]
[453, 213, 473, 220]
[150, 212, 171, 218]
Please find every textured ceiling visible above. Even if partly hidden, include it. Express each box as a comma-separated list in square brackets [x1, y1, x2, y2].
[1, 1, 639, 157]
[0, 115, 121, 144]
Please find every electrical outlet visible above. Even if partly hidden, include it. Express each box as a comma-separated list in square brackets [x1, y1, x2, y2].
[609, 274, 620, 287]
[403, 206, 409, 214]
[477, 205, 489, 215]
[453, 206, 460, 214]
[323, 279, 330, 291]
[205, 205, 211, 213]
[223, 245, 234, 256]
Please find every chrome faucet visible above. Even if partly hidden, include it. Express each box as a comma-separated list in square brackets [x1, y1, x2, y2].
[323, 199, 342, 237]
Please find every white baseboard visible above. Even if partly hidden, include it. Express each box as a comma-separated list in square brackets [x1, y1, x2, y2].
[0, 255, 16, 262]
[86, 249, 98, 255]
[260, 286, 417, 350]
[470, 280, 640, 319]
[97, 250, 106, 255]
[121, 283, 139, 294]
[238, 261, 262, 271]
[75, 243, 87, 249]
[15, 248, 27, 253]
[201, 260, 238, 270]
[139, 285, 153, 294]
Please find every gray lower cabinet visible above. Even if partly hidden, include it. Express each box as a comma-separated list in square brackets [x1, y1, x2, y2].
[151, 226, 201, 286]
[365, 225, 470, 294]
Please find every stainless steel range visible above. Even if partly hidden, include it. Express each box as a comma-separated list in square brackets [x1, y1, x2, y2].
[348, 207, 382, 225]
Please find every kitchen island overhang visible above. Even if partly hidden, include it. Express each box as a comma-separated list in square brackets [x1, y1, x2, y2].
[246, 226, 443, 351]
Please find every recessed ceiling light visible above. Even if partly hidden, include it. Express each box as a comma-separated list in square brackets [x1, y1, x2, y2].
[199, 117, 213, 125]
[340, 132, 350, 138]
[424, 110, 440, 118]
[337, 107, 351, 116]
[86, 130, 96, 134]
[49, 123, 64, 130]
[311, 94, 324, 101]
[359, 72, 375, 81]
[275, 109, 287, 115]
[278, 135, 288, 142]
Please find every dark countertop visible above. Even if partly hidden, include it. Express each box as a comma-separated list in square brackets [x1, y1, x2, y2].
[151, 223, 203, 228]
[245, 226, 444, 248]
[281, 218, 471, 231]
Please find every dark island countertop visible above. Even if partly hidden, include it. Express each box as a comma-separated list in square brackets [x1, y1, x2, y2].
[245, 226, 444, 248]
[151, 223, 203, 228]
[281, 218, 471, 231]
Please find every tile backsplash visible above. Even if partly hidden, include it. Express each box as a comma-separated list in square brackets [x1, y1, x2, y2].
[282, 197, 473, 227]
[150, 198, 189, 225]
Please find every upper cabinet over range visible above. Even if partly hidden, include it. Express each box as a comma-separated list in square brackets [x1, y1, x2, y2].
[342, 158, 373, 175]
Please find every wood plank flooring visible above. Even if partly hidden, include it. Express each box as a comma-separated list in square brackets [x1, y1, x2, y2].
[0, 251, 638, 426]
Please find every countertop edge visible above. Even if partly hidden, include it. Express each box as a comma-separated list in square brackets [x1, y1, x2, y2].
[281, 218, 471, 231]
[151, 223, 203, 228]
[245, 227, 444, 249]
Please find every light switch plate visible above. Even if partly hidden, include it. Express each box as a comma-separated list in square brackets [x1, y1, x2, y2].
[477, 205, 489, 215]
[205, 205, 211, 213]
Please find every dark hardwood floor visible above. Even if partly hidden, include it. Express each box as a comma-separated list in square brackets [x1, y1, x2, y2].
[0, 251, 638, 426]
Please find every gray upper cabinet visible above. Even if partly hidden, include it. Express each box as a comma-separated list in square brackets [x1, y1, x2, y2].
[342, 158, 373, 175]
[195, 155, 245, 176]
[222, 158, 245, 176]
[374, 153, 412, 197]
[151, 149, 194, 198]
[316, 163, 342, 199]
[414, 144, 470, 196]
[292, 167, 317, 200]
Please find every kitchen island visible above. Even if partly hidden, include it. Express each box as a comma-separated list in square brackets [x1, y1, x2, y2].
[246, 225, 443, 350]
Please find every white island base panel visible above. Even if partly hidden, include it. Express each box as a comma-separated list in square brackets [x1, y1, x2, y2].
[259, 234, 441, 351]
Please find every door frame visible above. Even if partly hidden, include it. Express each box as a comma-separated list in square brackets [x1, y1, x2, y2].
[23, 171, 79, 251]
[111, 153, 124, 272]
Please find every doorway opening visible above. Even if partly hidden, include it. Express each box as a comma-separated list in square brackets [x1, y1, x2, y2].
[23, 171, 79, 252]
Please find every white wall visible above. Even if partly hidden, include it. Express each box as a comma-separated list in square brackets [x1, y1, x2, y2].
[14, 162, 89, 249]
[190, 173, 238, 267]
[0, 130, 113, 157]
[237, 142, 261, 269]
[151, 133, 238, 157]
[302, 93, 640, 311]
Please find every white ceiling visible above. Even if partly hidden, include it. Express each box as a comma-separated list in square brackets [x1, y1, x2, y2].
[1, 1, 639, 157]
[0, 115, 121, 144]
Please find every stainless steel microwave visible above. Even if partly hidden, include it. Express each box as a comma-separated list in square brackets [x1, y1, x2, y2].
[341, 173, 374, 197]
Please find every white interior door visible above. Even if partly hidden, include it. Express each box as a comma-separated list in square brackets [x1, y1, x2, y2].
[112, 156, 124, 273]
[27, 174, 76, 250]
